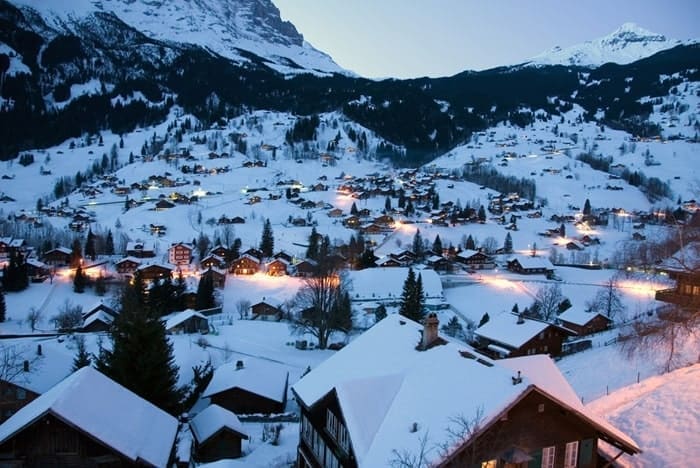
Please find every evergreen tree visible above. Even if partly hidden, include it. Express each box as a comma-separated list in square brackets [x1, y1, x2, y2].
[195, 271, 216, 311]
[95, 274, 107, 296]
[432, 193, 440, 210]
[399, 268, 424, 322]
[398, 190, 406, 209]
[0, 287, 5, 322]
[306, 227, 320, 260]
[441, 316, 463, 338]
[319, 235, 331, 260]
[105, 230, 115, 256]
[432, 234, 443, 255]
[2, 251, 29, 292]
[465, 234, 476, 251]
[85, 228, 97, 261]
[350, 202, 359, 216]
[504, 232, 513, 253]
[406, 199, 414, 215]
[559, 223, 566, 238]
[384, 196, 392, 213]
[70, 238, 83, 268]
[478, 205, 486, 223]
[412, 229, 425, 258]
[259, 218, 274, 257]
[583, 198, 591, 216]
[230, 238, 242, 260]
[72, 335, 91, 371]
[73, 265, 86, 293]
[374, 304, 387, 323]
[95, 284, 182, 414]
[357, 248, 377, 269]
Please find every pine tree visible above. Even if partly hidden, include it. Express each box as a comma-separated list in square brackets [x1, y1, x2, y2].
[72, 335, 91, 371]
[95, 283, 182, 414]
[0, 287, 6, 322]
[504, 232, 513, 253]
[432, 235, 443, 255]
[465, 234, 476, 251]
[230, 238, 242, 260]
[95, 274, 107, 296]
[583, 198, 591, 216]
[260, 218, 274, 257]
[105, 230, 115, 256]
[306, 227, 320, 260]
[2, 251, 29, 292]
[350, 202, 359, 216]
[559, 223, 566, 238]
[70, 238, 83, 268]
[374, 304, 387, 323]
[73, 265, 86, 293]
[412, 229, 425, 258]
[319, 235, 331, 260]
[384, 196, 392, 213]
[85, 228, 97, 261]
[478, 205, 486, 223]
[195, 272, 216, 311]
[478, 312, 490, 328]
[399, 268, 424, 322]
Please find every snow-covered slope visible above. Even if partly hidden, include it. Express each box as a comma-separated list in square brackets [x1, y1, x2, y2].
[528, 23, 687, 68]
[9, 0, 348, 76]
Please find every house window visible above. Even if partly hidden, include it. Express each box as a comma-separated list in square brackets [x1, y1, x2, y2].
[16, 388, 26, 400]
[564, 441, 579, 468]
[481, 460, 497, 468]
[538, 403, 545, 413]
[541, 446, 556, 468]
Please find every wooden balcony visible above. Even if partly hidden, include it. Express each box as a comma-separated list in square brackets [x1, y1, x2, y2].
[655, 288, 700, 307]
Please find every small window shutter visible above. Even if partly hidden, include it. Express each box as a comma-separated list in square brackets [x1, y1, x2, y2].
[528, 450, 543, 468]
[579, 438, 595, 466]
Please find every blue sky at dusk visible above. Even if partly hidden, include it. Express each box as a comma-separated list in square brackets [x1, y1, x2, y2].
[273, 0, 700, 78]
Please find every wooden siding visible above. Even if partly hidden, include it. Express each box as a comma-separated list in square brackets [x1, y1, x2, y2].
[195, 429, 244, 463]
[210, 387, 285, 415]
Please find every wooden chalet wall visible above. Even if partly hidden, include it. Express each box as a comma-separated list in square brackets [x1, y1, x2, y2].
[195, 430, 244, 463]
[210, 387, 285, 415]
[444, 390, 599, 468]
[0, 383, 39, 424]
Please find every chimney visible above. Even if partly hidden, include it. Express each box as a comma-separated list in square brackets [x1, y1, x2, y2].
[421, 313, 439, 350]
[512, 370, 523, 385]
[236, 360, 244, 370]
[37, 344, 42, 356]
[516, 313, 525, 325]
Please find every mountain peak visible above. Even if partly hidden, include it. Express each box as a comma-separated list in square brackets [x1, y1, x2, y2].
[10, 0, 348, 76]
[527, 23, 681, 68]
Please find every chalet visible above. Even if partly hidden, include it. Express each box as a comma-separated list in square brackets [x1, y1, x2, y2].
[42, 247, 72, 266]
[327, 208, 344, 218]
[273, 251, 294, 263]
[581, 234, 601, 246]
[168, 242, 193, 266]
[210, 245, 231, 264]
[241, 248, 264, 261]
[292, 315, 639, 468]
[115, 256, 141, 276]
[136, 263, 173, 282]
[373, 214, 394, 226]
[201, 267, 226, 289]
[0, 367, 178, 467]
[218, 215, 246, 225]
[230, 254, 261, 275]
[26, 259, 49, 282]
[566, 240, 585, 251]
[474, 313, 575, 358]
[293, 259, 318, 277]
[361, 223, 385, 234]
[200, 254, 226, 270]
[388, 249, 416, 266]
[376, 256, 403, 268]
[251, 300, 283, 321]
[507, 256, 555, 276]
[632, 232, 647, 241]
[558, 309, 612, 336]
[126, 241, 156, 258]
[154, 199, 176, 210]
[203, 359, 289, 415]
[426, 254, 450, 272]
[190, 405, 248, 462]
[655, 241, 700, 308]
[81, 302, 118, 333]
[164, 309, 209, 334]
[0, 237, 12, 257]
[455, 249, 495, 269]
[267, 258, 290, 276]
[342, 216, 361, 228]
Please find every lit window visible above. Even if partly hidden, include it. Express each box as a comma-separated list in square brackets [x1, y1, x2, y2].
[564, 441, 579, 468]
[481, 460, 497, 468]
[542, 446, 556, 468]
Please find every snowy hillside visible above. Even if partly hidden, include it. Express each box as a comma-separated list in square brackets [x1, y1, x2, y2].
[528, 23, 688, 67]
[9, 0, 348, 76]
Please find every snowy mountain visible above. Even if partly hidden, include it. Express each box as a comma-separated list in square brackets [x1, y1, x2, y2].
[8, 0, 347, 76]
[527, 23, 688, 68]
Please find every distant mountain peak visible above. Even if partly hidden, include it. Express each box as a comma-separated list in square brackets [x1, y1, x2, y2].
[527, 23, 683, 68]
[10, 0, 349, 76]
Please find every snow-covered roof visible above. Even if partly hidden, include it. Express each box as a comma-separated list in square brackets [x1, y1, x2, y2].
[163, 309, 208, 331]
[474, 312, 550, 349]
[116, 256, 142, 265]
[203, 358, 288, 403]
[456, 249, 485, 259]
[0, 367, 178, 467]
[348, 267, 443, 301]
[509, 255, 554, 270]
[558, 308, 610, 326]
[292, 314, 639, 466]
[190, 404, 248, 444]
[657, 241, 700, 272]
[82, 310, 115, 329]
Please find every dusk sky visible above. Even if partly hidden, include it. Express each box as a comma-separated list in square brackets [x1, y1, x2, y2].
[273, 0, 700, 79]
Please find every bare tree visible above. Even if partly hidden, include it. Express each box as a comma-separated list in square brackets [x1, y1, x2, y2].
[586, 276, 625, 320]
[236, 299, 251, 319]
[480, 236, 498, 254]
[389, 431, 432, 468]
[26, 307, 43, 332]
[289, 267, 352, 349]
[532, 283, 564, 320]
[51, 299, 84, 331]
[437, 406, 486, 465]
[0, 344, 43, 400]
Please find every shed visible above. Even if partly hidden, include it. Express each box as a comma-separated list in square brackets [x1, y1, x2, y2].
[190, 404, 248, 462]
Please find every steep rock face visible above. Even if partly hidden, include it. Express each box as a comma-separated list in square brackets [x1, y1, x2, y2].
[528, 23, 685, 67]
[8, 0, 346, 75]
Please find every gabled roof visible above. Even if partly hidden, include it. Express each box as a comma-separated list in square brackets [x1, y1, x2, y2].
[558, 308, 611, 326]
[475, 313, 574, 349]
[292, 315, 639, 466]
[508, 255, 554, 270]
[657, 241, 700, 273]
[190, 404, 248, 444]
[163, 309, 208, 331]
[0, 367, 177, 467]
[115, 256, 142, 265]
[203, 358, 288, 403]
